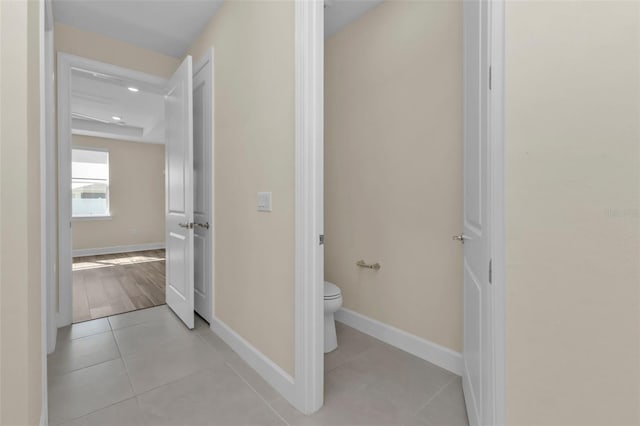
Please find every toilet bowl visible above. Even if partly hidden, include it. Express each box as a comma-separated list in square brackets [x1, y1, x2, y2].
[324, 281, 343, 353]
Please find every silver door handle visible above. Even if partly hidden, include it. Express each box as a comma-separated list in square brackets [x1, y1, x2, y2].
[178, 222, 194, 229]
[452, 234, 467, 243]
[195, 222, 210, 230]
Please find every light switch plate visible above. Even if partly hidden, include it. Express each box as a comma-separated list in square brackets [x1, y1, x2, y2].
[257, 192, 272, 212]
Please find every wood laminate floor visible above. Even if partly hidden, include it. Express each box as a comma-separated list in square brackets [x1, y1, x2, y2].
[72, 250, 166, 323]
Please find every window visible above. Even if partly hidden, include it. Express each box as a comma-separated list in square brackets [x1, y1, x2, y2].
[72, 148, 110, 218]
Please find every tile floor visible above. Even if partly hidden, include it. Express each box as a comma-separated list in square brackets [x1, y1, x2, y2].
[48, 305, 468, 426]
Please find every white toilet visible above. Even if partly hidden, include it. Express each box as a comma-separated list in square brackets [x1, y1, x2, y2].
[324, 281, 343, 353]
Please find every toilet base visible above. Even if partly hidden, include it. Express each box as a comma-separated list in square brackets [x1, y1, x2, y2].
[324, 313, 337, 353]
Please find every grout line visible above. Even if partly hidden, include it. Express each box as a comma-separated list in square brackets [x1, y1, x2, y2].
[107, 304, 169, 331]
[119, 330, 219, 397]
[225, 361, 290, 426]
[109, 320, 139, 401]
[325, 339, 379, 373]
[49, 330, 120, 378]
[55, 397, 139, 425]
[195, 330, 226, 350]
[133, 365, 218, 399]
[324, 324, 389, 372]
[412, 375, 457, 417]
[132, 394, 149, 425]
[51, 329, 132, 425]
[47, 360, 121, 393]
[59, 327, 113, 343]
[48, 354, 121, 379]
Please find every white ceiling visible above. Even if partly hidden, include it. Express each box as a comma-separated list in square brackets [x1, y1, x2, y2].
[325, 0, 384, 38]
[70, 68, 165, 143]
[53, 0, 383, 57]
[53, 0, 224, 58]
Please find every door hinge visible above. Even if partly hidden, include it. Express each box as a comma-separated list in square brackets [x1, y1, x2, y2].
[489, 258, 492, 284]
[319, 234, 324, 245]
[489, 66, 492, 91]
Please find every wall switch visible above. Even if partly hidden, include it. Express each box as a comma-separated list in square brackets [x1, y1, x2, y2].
[257, 192, 272, 212]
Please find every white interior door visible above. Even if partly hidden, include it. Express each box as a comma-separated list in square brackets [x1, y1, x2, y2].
[461, 0, 493, 424]
[193, 52, 213, 323]
[165, 55, 195, 329]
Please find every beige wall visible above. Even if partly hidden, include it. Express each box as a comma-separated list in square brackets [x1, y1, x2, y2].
[72, 136, 165, 251]
[505, 1, 640, 424]
[55, 22, 179, 78]
[0, 0, 42, 424]
[325, 1, 462, 352]
[188, 1, 295, 375]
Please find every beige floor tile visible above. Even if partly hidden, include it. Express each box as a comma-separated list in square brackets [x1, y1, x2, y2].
[49, 317, 466, 426]
[57, 318, 111, 342]
[58, 398, 147, 426]
[108, 305, 174, 330]
[415, 377, 469, 426]
[271, 391, 413, 426]
[341, 343, 455, 409]
[197, 328, 242, 362]
[323, 359, 377, 401]
[112, 315, 192, 356]
[48, 332, 120, 377]
[48, 359, 134, 425]
[193, 313, 209, 331]
[122, 334, 223, 394]
[137, 367, 286, 426]
[226, 355, 282, 404]
[324, 322, 382, 372]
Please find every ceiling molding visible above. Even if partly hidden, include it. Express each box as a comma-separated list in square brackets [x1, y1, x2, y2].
[72, 128, 164, 145]
[72, 118, 144, 138]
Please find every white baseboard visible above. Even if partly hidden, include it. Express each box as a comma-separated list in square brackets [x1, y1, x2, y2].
[335, 308, 463, 376]
[72, 242, 165, 257]
[210, 317, 297, 408]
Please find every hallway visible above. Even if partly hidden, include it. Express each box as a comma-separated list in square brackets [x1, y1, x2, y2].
[48, 305, 467, 425]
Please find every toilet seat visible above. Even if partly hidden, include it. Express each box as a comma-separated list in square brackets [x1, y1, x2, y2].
[324, 281, 341, 299]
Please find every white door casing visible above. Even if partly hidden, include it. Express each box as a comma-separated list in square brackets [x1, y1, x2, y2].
[462, 0, 494, 425]
[193, 50, 214, 324]
[165, 55, 195, 329]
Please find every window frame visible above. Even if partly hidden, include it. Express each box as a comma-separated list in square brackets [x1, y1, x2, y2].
[71, 146, 111, 220]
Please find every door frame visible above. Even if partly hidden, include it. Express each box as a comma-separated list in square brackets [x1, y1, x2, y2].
[293, 0, 325, 414]
[41, 1, 52, 424]
[489, 0, 506, 423]
[296, 0, 506, 421]
[56, 52, 168, 328]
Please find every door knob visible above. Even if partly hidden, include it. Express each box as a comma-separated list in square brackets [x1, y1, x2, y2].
[452, 234, 467, 243]
[178, 222, 194, 229]
[195, 222, 210, 230]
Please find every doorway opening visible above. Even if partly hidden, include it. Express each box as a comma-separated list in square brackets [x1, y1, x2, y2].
[55, 51, 215, 331]
[317, 1, 505, 425]
[60, 58, 169, 325]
